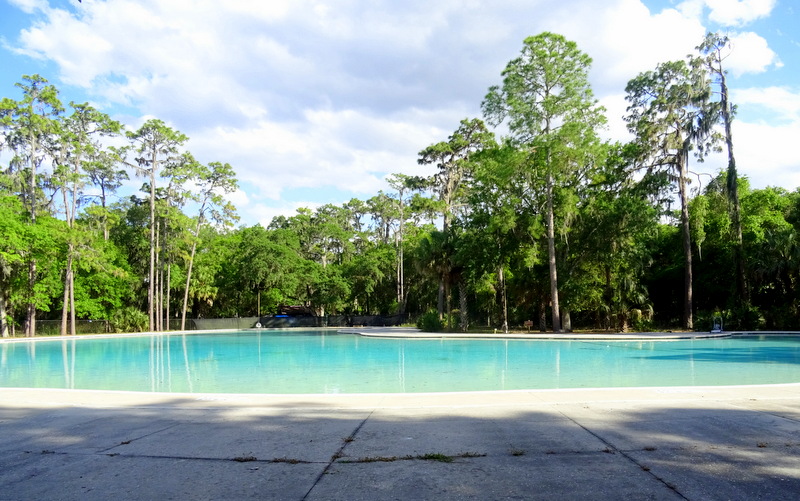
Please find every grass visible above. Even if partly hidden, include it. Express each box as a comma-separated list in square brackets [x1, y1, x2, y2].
[340, 451, 485, 464]
[271, 457, 308, 464]
[418, 453, 454, 462]
[232, 456, 312, 464]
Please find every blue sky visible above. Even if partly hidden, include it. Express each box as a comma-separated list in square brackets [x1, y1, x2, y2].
[1, 0, 797, 227]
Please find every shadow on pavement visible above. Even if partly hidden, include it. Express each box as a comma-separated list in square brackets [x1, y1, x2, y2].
[1, 390, 799, 500]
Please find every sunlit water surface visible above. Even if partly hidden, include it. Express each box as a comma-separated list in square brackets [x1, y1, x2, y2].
[1, 330, 799, 394]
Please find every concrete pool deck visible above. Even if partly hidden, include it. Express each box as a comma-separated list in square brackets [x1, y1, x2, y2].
[339, 326, 740, 339]
[2, 384, 800, 500]
[2, 329, 800, 499]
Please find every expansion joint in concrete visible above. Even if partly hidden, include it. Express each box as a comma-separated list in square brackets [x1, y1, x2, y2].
[301, 409, 375, 501]
[557, 411, 691, 501]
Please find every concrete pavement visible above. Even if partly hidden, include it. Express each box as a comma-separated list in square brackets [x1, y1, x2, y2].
[2, 384, 800, 500]
[338, 327, 735, 340]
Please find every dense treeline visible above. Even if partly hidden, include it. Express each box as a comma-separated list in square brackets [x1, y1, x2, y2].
[1, 32, 798, 337]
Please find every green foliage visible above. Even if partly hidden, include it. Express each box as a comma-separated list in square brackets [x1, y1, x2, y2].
[345, 243, 395, 314]
[416, 310, 443, 332]
[722, 305, 765, 331]
[310, 264, 351, 315]
[625, 52, 717, 330]
[72, 235, 133, 320]
[630, 308, 655, 332]
[0, 196, 26, 270]
[109, 307, 149, 333]
[418, 118, 495, 230]
[236, 225, 303, 314]
[689, 195, 708, 259]
[481, 32, 607, 333]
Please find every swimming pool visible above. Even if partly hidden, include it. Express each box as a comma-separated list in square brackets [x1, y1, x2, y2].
[1, 330, 799, 394]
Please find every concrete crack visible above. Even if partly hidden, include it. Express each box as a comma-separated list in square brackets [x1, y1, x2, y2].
[557, 411, 691, 501]
[301, 410, 374, 501]
[97, 422, 183, 454]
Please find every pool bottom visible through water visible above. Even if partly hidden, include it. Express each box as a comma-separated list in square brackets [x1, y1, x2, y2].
[1, 330, 800, 394]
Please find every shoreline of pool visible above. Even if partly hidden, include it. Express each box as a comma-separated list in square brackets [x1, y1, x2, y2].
[2, 326, 798, 344]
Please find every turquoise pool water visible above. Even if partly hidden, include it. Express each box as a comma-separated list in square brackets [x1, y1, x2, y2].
[2, 330, 800, 394]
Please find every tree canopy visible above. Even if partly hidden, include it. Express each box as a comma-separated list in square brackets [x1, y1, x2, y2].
[1, 32, 798, 336]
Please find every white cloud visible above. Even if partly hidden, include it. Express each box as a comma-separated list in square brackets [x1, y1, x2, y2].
[191, 108, 441, 203]
[546, 0, 707, 95]
[220, 0, 292, 22]
[251, 201, 323, 228]
[700, 85, 800, 190]
[677, 0, 776, 26]
[726, 31, 782, 76]
[677, 0, 706, 19]
[598, 93, 634, 143]
[225, 189, 250, 210]
[3, 0, 795, 226]
[732, 86, 800, 122]
[733, 120, 800, 189]
[705, 0, 776, 26]
[7, 0, 46, 14]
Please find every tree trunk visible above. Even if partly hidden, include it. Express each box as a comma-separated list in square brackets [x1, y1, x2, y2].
[148, 155, 157, 332]
[61, 184, 75, 337]
[398, 244, 405, 314]
[166, 263, 171, 331]
[604, 265, 612, 330]
[459, 279, 468, 332]
[0, 292, 9, 338]
[181, 240, 198, 331]
[61, 253, 72, 336]
[546, 172, 562, 333]
[25, 260, 36, 337]
[397, 198, 405, 315]
[678, 154, 693, 330]
[101, 184, 109, 241]
[69, 269, 76, 336]
[720, 70, 748, 307]
[25, 131, 38, 338]
[159, 241, 165, 332]
[445, 280, 452, 330]
[61, 254, 76, 336]
[396, 245, 401, 308]
[498, 265, 508, 333]
[437, 277, 445, 320]
[154, 219, 161, 332]
[68, 169, 78, 337]
[539, 298, 547, 332]
[402, 282, 410, 317]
